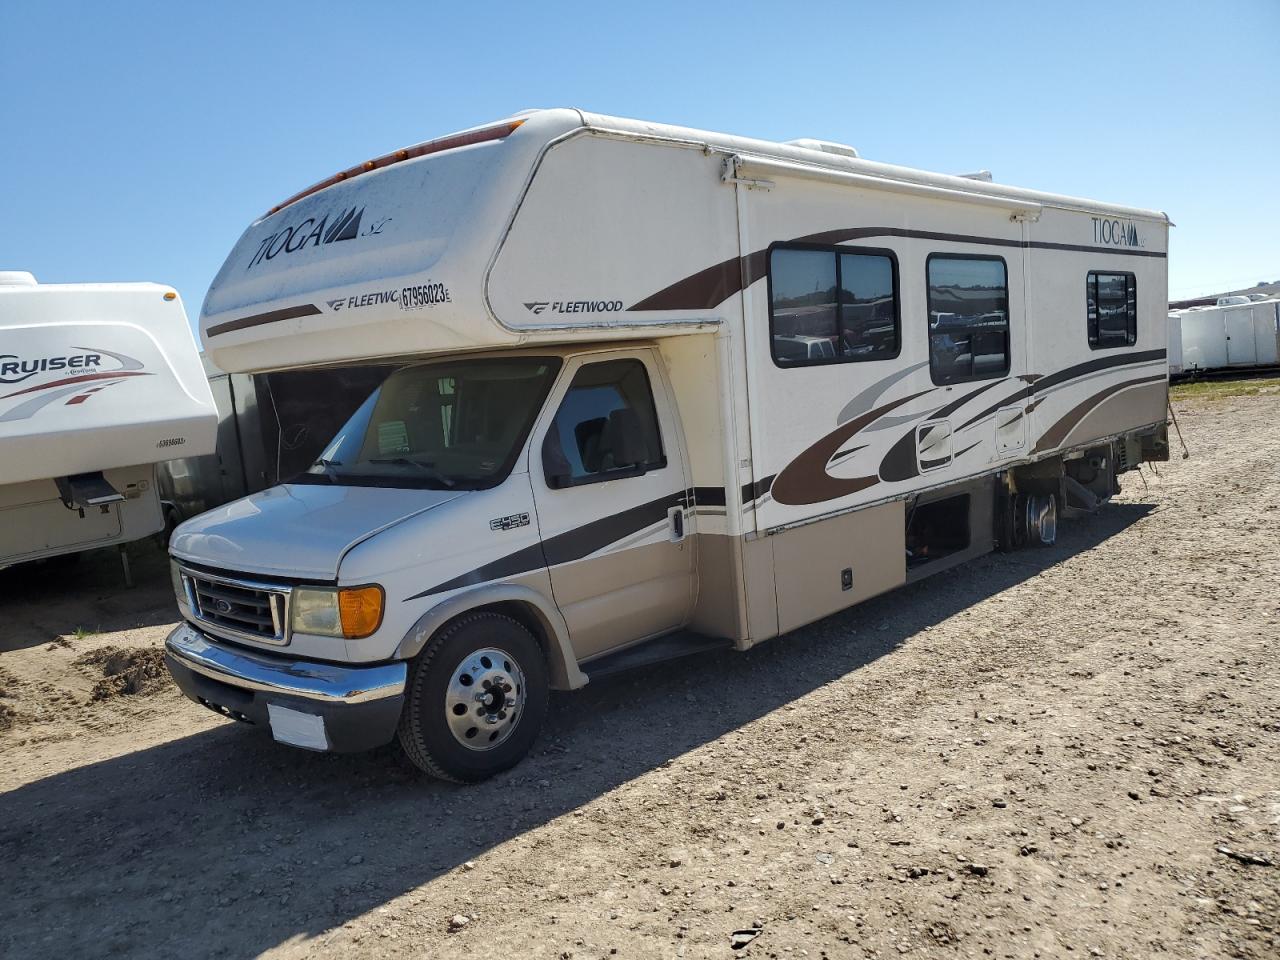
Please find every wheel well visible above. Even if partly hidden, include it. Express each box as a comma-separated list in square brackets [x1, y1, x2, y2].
[478, 601, 549, 650]
[447, 600, 572, 690]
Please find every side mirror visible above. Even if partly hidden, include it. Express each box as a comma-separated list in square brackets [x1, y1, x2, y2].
[542, 430, 572, 489]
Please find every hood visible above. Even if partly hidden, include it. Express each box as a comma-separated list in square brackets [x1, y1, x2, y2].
[170, 483, 465, 580]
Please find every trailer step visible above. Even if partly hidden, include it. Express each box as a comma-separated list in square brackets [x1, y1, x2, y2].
[584, 631, 732, 681]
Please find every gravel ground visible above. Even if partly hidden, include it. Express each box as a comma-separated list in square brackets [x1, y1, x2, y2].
[0, 391, 1276, 960]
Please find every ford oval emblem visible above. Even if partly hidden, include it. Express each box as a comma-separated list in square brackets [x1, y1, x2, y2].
[215, 599, 232, 614]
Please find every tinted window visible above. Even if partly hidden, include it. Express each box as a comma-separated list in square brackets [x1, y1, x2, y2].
[543, 359, 665, 487]
[839, 252, 898, 359]
[927, 256, 1010, 385]
[1087, 272, 1137, 348]
[770, 246, 899, 366]
[299, 358, 560, 490]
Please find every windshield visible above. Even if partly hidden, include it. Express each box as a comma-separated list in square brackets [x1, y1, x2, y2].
[294, 357, 561, 490]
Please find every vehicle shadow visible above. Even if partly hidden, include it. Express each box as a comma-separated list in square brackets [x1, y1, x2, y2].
[0, 539, 176, 652]
[0, 503, 1154, 959]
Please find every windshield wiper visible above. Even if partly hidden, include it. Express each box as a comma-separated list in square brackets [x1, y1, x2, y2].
[305, 457, 344, 482]
[367, 457, 456, 488]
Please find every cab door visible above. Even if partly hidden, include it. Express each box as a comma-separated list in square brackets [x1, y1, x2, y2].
[530, 349, 694, 661]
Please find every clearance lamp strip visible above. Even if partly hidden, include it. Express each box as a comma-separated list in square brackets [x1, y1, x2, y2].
[265, 120, 525, 218]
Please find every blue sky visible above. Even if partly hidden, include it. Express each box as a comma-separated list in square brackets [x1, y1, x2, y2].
[2, 0, 1276, 318]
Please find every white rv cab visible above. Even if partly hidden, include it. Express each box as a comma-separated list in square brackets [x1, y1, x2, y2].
[0, 275, 217, 573]
[165, 109, 1171, 781]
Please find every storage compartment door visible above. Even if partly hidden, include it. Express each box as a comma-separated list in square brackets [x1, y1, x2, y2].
[0, 494, 123, 561]
[1224, 308, 1257, 366]
[1253, 304, 1279, 365]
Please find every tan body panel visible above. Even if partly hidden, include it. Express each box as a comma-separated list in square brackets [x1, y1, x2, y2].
[773, 502, 906, 635]
[556, 539, 695, 662]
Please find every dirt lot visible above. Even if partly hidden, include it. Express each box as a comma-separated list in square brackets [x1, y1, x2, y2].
[1, 388, 1277, 960]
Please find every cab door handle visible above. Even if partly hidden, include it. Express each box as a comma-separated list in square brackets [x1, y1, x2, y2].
[668, 505, 685, 541]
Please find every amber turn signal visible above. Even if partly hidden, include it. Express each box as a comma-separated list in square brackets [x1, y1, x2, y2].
[338, 586, 384, 639]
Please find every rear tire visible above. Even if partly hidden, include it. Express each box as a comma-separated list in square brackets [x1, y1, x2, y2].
[397, 611, 548, 783]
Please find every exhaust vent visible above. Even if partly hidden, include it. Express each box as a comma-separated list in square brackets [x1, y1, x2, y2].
[785, 138, 860, 159]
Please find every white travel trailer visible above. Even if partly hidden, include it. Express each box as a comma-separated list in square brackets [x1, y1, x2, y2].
[0, 273, 217, 576]
[165, 109, 1171, 781]
[1167, 299, 1280, 377]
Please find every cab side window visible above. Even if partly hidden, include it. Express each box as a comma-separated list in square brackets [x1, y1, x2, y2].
[542, 359, 666, 488]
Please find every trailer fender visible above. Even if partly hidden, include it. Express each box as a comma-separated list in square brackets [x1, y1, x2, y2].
[395, 582, 586, 691]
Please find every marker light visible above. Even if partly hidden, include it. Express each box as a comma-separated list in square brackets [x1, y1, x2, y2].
[265, 119, 525, 217]
[291, 585, 384, 639]
[338, 586, 384, 640]
[163, 291, 177, 301]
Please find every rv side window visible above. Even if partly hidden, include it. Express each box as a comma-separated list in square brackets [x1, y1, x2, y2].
[926, 255, 1010, 385]
[542, 359, 666, 488]
[769, 245, 900, 367]
[1086, 271, 1137, 348]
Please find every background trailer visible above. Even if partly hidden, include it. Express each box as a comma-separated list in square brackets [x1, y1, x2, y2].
[0, 273, 217, 579]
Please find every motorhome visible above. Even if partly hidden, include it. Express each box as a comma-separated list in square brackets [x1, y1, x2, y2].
[1167, 299, 1280, 378]
[164, 109, 1171, 781]
[0, 273, 217, 578]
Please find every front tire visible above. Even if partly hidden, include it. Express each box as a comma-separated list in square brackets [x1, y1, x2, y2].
[397, 611, 548, 782]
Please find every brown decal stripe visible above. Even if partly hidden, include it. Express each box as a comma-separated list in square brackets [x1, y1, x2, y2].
[955, 350, 1167, 433]
[880, 380, 1007, 482]
[541, 491, 686, 566]
[1032, 375, 1167, 453]
[772, 392, 928, 506]
[932, 379, 1005, 419]
[955, 386, 1035, 432]
[742, 475, 775, 505]
[405, 490, 687, 601]
[403, 542, 548, 601]
[206, 303, 323, 338]
[0, 370, 149, 400]
[1030, 348, 1166, 394]
[879, 429, 921, 483]
[828, 444, 867, 466]
[630, 228, 1165, 312]
[692, 486, 726, 507]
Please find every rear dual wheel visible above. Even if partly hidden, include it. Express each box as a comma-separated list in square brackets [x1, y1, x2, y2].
[998, 491, 1058, 550]
[397, 612, 548, 783]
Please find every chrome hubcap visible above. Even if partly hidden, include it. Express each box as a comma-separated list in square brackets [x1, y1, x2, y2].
[1027, 493, 1057, 545]
[444, 647, 525, 751]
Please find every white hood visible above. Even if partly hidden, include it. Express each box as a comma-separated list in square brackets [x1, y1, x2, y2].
[170, 483, 465, 580]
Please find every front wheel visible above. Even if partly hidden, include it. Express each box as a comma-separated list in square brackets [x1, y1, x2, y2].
[397, 611, 548, 782]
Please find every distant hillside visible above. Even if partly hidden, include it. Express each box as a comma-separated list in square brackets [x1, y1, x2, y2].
[1170, 278, 1280, 310]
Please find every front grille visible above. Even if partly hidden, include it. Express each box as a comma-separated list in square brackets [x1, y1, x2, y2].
[181, 568, 290, 645]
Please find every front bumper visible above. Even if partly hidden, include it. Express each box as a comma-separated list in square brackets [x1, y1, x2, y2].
[164, 622, 407, 753]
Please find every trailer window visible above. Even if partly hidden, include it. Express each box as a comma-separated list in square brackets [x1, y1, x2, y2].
[542, 359, 666, 488]
[1087, 272, 1137, 348]
[769, 245, 900, 367]
[926, 255, 1010, 385]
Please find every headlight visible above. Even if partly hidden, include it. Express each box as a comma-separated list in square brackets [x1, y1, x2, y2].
[170, 561, 190, 610]
[291, 586, 384, 639]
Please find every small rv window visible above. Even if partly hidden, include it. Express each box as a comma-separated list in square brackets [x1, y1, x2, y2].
[1086, 271, 1137, 348]
[926, 255, 1010, 385]
[543, 359, 666, 488]
[769, 245, 900, 367]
